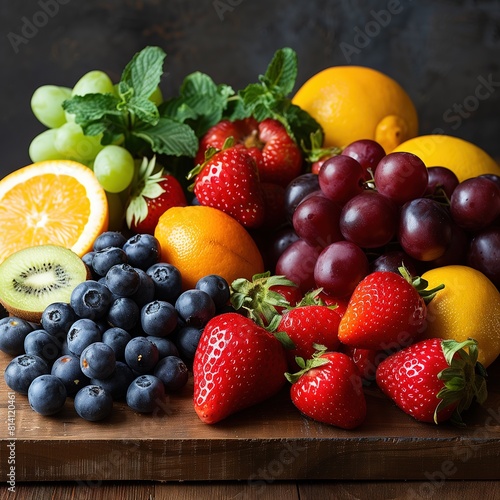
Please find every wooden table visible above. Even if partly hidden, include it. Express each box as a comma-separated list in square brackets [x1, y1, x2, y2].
[1, 350, 500, 499]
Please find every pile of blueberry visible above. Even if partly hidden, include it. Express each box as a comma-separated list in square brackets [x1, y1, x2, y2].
[0, 232, 231, 421]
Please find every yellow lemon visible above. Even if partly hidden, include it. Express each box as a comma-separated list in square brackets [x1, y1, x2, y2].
[422, 265, 500, 368]
[393, 134, 500, 182]
[292, 66, 418, 153]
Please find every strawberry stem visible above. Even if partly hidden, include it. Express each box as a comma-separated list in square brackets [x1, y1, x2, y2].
[398, 265, 445, 304]
[284, 345, 330, 384]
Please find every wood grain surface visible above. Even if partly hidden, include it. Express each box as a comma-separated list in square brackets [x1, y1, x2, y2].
[1, 350, 499, 483]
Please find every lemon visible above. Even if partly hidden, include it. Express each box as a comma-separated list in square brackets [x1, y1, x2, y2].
[422, 265, 500, 368]
[393, 134, 500, 182]
[292, 66, 418, 153]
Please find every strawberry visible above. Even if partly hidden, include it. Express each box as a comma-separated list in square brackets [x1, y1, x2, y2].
[126, 156, 187, 234]
[277, 303, 341, 371]
[338, 267, 444, 351]
[340, 344, 384, 383]
[285, 348, 367, 429]
[193, 312, 288, 424]
[188, 145, 265, 228]
[376, 338, 487, 424]
[195, 117, 303, 187]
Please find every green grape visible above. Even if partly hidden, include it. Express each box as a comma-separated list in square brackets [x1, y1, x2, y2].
[54, 122, 104, 161]
[72, 70, 115, 96]
[29, 129, 63, 162]
[31, 85, 72, 128]
[149, 86, 163, 106]
[93, 145, 135, 193]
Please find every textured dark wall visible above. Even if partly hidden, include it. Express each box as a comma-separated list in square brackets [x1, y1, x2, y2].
[1, 0, 499, 177]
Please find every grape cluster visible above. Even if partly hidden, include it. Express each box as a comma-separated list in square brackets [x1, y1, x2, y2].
[30, 71, 161, 195]
[1, 231, 231, 421]
[275, 139, 500, 296]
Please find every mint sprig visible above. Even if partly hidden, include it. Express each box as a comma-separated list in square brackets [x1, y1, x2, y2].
[62, 46, 198, 158]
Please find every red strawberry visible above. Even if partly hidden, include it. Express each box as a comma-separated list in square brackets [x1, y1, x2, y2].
[338, 267, 444, 351]
[196, 117, 303, 187]
[126, 157, 187, 234]
[189, 145, 265, 228]
[277, 304, 341, 370]
[340, 344, 384, 383]
[285, 349, 367, 429]
[376, 338, 487, 424]
[193, 312, 288, 424]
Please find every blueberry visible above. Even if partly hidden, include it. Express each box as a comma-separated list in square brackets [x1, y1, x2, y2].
[92, 247, 128, 277]
[140, 300, 178, 337]
[80, 342, 116, 379]
[195, 275, 230, 309]
[24, 329, 63, 365]
[41, 302, 77, 336]
[147, 336, 179, 359]
[102, 327, 132, 360]
[172, 326, 203, 362]
[28, 374, 67, 415]
[175, 289, 215, 327]
[4, 354, 49, 394]
[154, 356, 189, 391]
[107, 297, 140, 331]
[130, 268, 156, 307]
[91, 361, 134, 400]
[74, 385, 113, 421]
[67, 318, 102, 356]
[70, 280, 112, 320]
[93, 231, 127, 251]
[124, 337, 159, 374]
[123, 234, 161, 270]
[105, 264, 141, 297]
[126, 374, 166, 413]
[51, 354, 90, 396]
[0, 317, 34, 356]
[146, 263, 182, 303]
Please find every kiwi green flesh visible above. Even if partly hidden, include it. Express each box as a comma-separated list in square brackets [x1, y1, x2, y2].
[0, 245, 90, 322]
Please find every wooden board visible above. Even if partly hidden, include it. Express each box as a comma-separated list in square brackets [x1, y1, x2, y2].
[1, 350, 500, 483]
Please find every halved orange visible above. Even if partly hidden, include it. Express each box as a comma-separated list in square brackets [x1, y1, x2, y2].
[0, 160, 108, 264]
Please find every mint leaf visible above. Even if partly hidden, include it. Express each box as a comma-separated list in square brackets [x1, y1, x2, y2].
[62, 93, 122, 124]
[127, 96, 160, 125]
[121, 46, 166, 100]
[284, 103, 324, 151]
[132, 117, 198, 157]
[161, 71, 235, 136]
[260, 47, 297, 96]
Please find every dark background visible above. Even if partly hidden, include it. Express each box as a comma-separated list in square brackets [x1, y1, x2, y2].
[1, 0, 500, 178]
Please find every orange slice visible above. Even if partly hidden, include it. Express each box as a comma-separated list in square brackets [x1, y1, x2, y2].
[0, 160, 108, 264]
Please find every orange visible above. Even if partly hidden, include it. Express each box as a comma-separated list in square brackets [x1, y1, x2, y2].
[0, 160, 108, 264]
[292, 66, 418, 153]
[422, 265, 500, 368]
[392, 134, 500, 182]
[154, 205, 264, 290]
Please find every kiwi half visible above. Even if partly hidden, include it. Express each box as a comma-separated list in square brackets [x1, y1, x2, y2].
[0, 245, 90, 323]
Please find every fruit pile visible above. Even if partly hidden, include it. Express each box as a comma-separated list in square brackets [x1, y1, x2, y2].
[0, 232, 232, 420]
[1, 45, 500, 431]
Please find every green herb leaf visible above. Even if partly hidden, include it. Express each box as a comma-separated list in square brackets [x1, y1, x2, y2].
[62, 93, 122, 126]
[121, 46, 166, 100]
[260, 47, 297, 97]
[132, 117, 198, 157]
[127, 96, 160, 125]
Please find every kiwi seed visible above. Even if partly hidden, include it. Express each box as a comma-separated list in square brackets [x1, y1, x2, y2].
[0, 245, 90, 323]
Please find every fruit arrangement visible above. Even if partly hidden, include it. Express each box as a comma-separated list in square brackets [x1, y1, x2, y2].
[1, 46, 500, 431]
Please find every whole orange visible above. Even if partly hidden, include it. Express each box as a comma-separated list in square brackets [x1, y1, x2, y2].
[292, 66, 418, 153]
[154, 205, 264, 290]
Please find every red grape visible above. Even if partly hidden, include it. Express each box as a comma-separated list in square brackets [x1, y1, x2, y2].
[398, 198, 453, 261]
[275, 239, 321, 294]
[313, 241, 369, 298]
[424, 166, 459, 199]
[292, 194, 343, 248]
[370, 250, 418, 276]
[284, 173, 320, 223]
[450, 176, 500, 231]
[341, 139, 386, 179]
[318, 155, 365, 206]
[467, 226, 500, 287]
[374, 152, 428, 205]
[429, 223, 469, 268]
[339, 191, 398, 248]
